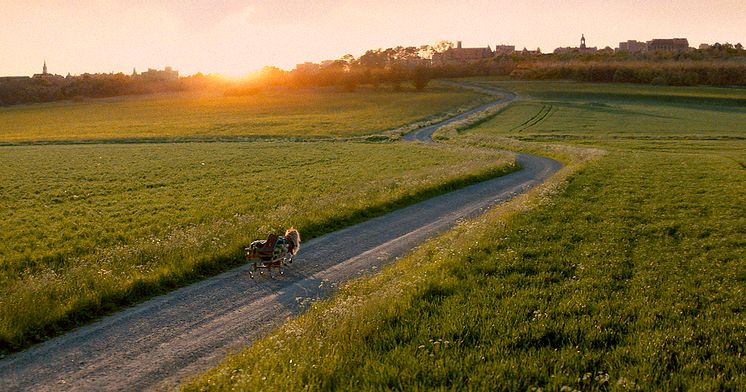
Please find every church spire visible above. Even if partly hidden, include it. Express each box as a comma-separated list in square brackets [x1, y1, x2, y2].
[580, 34, 586, 49]
[43, 60, 48, 75]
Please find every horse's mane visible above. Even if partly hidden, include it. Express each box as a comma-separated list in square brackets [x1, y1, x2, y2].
[284, 227, 301, 255]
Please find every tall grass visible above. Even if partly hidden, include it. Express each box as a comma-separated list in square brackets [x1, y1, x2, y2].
[0, 141, 515, 353]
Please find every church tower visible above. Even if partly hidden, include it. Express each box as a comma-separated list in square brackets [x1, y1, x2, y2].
[580, 34, 587, 49]
[43, 60, 48, 75]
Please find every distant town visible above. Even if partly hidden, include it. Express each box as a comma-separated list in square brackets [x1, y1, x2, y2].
[430, 36, 706, 64]
[0, 63, 179, 84]
[291, 35, 739, 72]
[2, 35, 742, 81]
[1, 35, 744, 106]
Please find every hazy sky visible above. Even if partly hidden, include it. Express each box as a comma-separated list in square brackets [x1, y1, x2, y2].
[2, 0, 745, 77]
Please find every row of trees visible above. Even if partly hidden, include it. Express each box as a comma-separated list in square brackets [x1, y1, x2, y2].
[509, 61, 746, 86]
[226, 44, 453, 95]
[235, 42, 746, 93]
[0, 74, 197, 106]
[498, 44, 746, 86]
[3, 41, 746, 105]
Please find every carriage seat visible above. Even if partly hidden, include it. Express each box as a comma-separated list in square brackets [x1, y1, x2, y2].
[254, 234, 279, 258]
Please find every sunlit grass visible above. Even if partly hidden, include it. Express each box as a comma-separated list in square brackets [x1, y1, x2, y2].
[0, 141, 515, 353]
[464, 80, 746, 143]
[0, 85, 483, 143]
[185, 81, 746, 390]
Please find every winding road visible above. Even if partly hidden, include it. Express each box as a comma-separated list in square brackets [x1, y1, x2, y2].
[402, 81, 516, 143]
[0, 83, 560, 391]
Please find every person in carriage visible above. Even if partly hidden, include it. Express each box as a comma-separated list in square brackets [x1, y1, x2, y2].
[246, 228, 301, 277]
[248, 227, 300, 260]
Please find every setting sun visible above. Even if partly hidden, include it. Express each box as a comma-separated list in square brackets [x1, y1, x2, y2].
[2, 0, 745, 76]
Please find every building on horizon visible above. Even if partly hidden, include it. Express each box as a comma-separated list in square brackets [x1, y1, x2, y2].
[32, 60, 49, 78]
[32, 60, 64, 82]
[494, 45, 516, 56]
[554, 34, 597, 54]
[135, 66, 179, 81]
[295, 62, 322, 73]
[647, 38, 690, 52]
[617, 40, 647, 53]
[432, 41, 494, 64]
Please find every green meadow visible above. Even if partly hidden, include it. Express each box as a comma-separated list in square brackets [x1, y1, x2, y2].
[187, 81, 746, 390]
[0, 85, 482, 143]
[0, 85, 513, 353]
[473, 80, 746, 143]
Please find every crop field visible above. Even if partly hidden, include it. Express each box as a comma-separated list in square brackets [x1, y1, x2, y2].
[0, 85, 482, 143]
[188, 81, 746, 390]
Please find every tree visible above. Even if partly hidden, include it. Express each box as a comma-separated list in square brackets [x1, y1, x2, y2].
[339, 54, 356, 71]
[358, 49, 387, 68]
[386, 64, 405, 91]
[432, 40, 454, 54]
[342, 77, 357, 92]
[411, 66, 431, 91]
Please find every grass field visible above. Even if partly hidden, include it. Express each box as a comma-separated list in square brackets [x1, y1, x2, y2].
[469, 80, 746, 144]
[0, 85, 482, 143]
[186, 81, 746, 390]
[0, 140, 514, 353]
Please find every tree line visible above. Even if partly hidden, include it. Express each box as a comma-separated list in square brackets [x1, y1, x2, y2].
[229, 42, 746, 95]
[3, 41, 745, 106]
[0, 74, 212, 106]
[504, 43, 746, 86]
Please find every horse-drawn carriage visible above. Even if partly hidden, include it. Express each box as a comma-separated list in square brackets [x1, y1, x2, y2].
[245, 228, 300, 278]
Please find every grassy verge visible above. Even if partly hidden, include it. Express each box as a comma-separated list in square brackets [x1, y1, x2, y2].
[0, 141, 515, 353]
[185, 81, 746, 390]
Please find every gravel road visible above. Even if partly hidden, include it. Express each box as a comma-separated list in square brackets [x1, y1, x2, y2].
[0, 84, 560, 391]
[402, 81, 516, 143]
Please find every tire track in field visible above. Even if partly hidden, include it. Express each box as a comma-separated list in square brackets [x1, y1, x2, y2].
[0, 83, 561, 392]
[510, 104, 556, 132]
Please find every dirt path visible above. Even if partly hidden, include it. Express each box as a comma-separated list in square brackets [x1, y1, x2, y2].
[402, 81, 516, 143]
[0, 84, 560, 391]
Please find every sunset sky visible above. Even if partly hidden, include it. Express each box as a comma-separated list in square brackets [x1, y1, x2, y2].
[2, 0, 745, 77]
